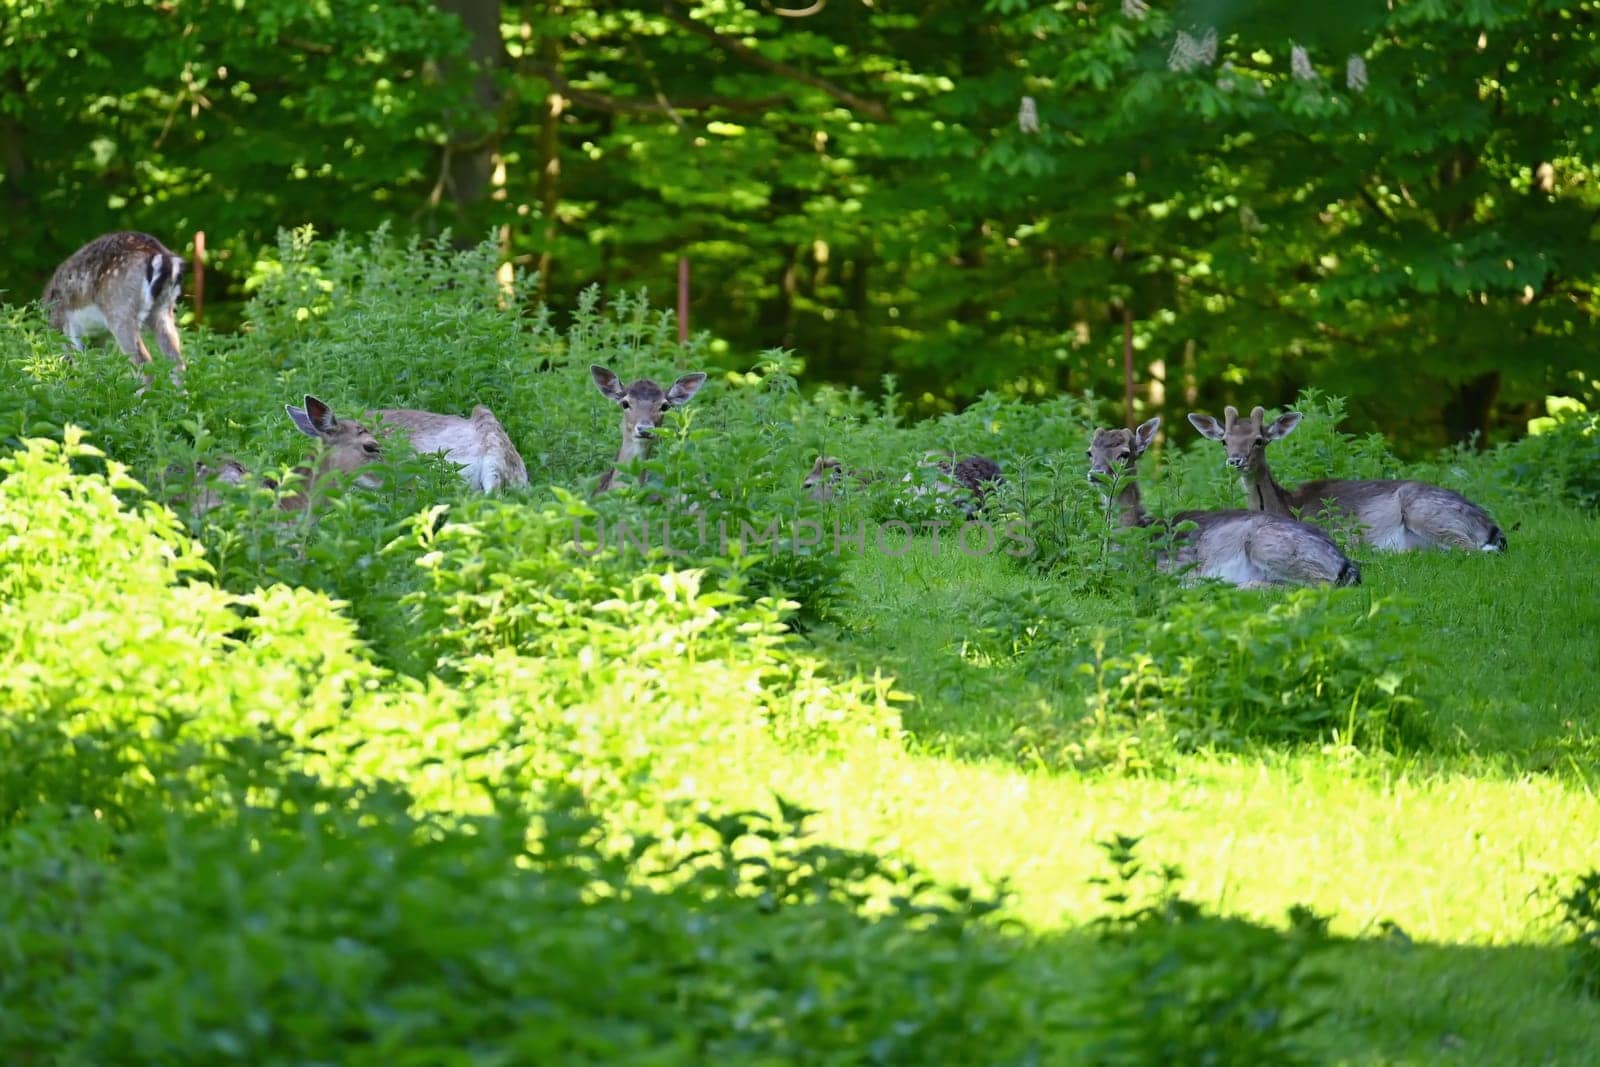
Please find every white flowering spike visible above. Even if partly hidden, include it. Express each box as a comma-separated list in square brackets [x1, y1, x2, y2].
[1291, 44, 1315, 82]
[1346, 54, 1368, 93]
[1169, 31, 1205, 73]
[1017, 95, 1040, 134]
[1196, 27, 1218, 65]
[1123, 0, 1150, 20]
[1217, 60, 1236, 92]
[1239, 205, 1263, 233]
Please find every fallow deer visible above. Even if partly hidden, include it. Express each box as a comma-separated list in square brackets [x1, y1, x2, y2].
[590, 364, 708, 495]
[916, 451, 1005, 514]
[170, 397, 382, 516]
[369, 404, 529, 492]
[803, 455, 879, 501]
[1088, 418, 1360, 588]
[1187, 405, 1507, 553]
[43, 231, 186, 385]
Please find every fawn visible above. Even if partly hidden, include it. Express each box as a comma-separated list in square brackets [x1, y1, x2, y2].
[1187, 405, 1507, 553]
[173, 396, 382, 515]
[590, 364, 707, 495]
[43, 232, 186, 386]
[369, 404, 529, 492]
[1088, 417, 1360, 588]
[916, 451, 1005, 513]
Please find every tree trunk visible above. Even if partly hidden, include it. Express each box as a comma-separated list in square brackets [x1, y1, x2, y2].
[435, 0, 506, 237]
[534, 26, 562, 300]
[1442, 370, 1501, 448]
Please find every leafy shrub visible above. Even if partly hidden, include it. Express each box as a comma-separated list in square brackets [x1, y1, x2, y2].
[1488, 394, 1600, 511]
[1078, 835, 1335, 1065]
[1012, 586, 1426, 773]
[1549, 869, 1600, 999]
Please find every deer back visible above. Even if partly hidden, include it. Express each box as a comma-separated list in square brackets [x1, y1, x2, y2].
[372, 406, 529, 492]
[44, 232, 184, 330]
[1166, 509, 1359, 587]
[1291, 477, 1504, 552]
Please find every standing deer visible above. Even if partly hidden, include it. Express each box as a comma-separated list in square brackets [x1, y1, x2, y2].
[171, 397, 382, 516]
[369, 404, 529, 492]
[1088, 418, 1360, 588]
[590, 364, 707, 495]
[1186, 405, 1507, 553]
[42, 231, 186, 385]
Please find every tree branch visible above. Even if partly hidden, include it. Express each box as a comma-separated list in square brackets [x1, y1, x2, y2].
[659, 0, 891, 121]
[529, 62, 785, 115]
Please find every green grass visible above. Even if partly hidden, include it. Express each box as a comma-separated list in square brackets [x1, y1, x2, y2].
[739, 517, 1600, 1062]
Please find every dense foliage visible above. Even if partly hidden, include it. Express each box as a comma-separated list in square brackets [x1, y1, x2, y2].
[6, 1, 1600, 447]
[2, 232, 1597, 1060]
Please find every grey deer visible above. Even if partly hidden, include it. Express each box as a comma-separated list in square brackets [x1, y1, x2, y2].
[369, 404, 528, 492]
[173, 396, 383, 515]
[1187, 405, 1507, 553]
[590, 364, 707, 494]
[1088, 417, 1359, 588]
[43, 231, 186, 386]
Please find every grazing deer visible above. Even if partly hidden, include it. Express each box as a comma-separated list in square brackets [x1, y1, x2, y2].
[1187, 405, 1507, 553]
[369, 404, 529, 492]
[1089, 418, 1360, 588]
[590, 364, 707, 495]
[42, 231, 186, 385]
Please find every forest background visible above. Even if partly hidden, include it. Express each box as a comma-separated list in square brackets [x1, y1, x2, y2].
[5, 0, 1600, 451]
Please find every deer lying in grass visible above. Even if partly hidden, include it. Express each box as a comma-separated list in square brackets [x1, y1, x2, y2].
[803, 455, 878, 501]
[1187, 405, 1507, 553]
[590, 364, 707, 495]
[172, 396, 382, 515]
[368, 404, 528, 492]
[803, 452, 1003, 515]
[43, 231, 186, 387]
[916, 451, 1005, 513]
[1089, 418, 1360, 588]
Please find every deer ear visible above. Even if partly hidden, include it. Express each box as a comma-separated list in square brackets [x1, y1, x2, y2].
[1187, 412, 1225, 441]
[1134, 416, 1161, 453]
[1266, 412, 1303, 440]
[666, 372, 707, 405]
[590, 364, 625, 402]
[304, 395, 339, 433]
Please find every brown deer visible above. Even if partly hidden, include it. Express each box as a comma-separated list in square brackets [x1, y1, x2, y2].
[1089, 418, 1359, 588]
[916, 451, 1005, 514]
[368, 404, 529, 492]
[171, 397, 382, 516]
[590, 364, 707, 495]
[43, 232, 186, 386]
[1187, 405, 1507, 553]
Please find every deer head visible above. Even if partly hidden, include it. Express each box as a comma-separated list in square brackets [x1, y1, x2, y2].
[1187, 405, 1302, 472]
[283, 395, 384, 501]
[1086, 417, 1161, 487]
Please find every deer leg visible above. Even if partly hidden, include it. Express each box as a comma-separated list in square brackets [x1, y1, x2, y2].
[107, 313, 156, 391]
[149, 307, 186, 373]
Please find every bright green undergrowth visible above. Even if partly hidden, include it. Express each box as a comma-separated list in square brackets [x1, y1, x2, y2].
[2, 230, 1598, 1063]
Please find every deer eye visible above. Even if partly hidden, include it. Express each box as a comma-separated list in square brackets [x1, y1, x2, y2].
[1117, 450, 1130, 460]
[363, 443, 381, 455]
[620, 399, 631, 410]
